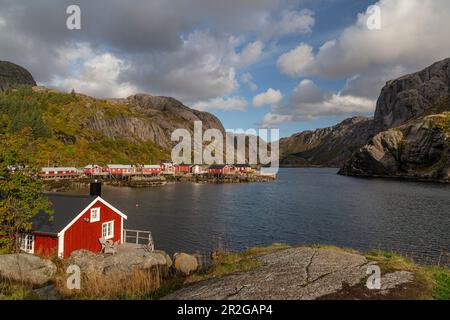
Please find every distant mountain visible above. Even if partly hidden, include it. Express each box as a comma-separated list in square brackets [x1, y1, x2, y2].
[280, 117, 376, 168]
[340, 59, 450, 182]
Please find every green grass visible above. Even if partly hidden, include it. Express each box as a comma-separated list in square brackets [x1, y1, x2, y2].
[365, 249, 450, 300]
[0, 278, 39, 300]
[427, 267, 450, 300]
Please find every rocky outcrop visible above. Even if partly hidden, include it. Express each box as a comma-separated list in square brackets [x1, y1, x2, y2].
[280, 117, 376, 167]
[68, 248, 172, 279]
[0, 254, 56, 286]
[340, 58, 450, 181]
[164, 247, 415, 300]
[374, 58, 450, 130]
[0, 61, 36, 91]
[339, 113, 450, 181]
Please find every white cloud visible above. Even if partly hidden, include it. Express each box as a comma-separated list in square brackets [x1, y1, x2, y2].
[193, 96, 248, 112]
[260, 79, 375, 126]
[229, 40, 264, 67]
[277, 0, 450, 80]
[253, 88, 283, 108]
[276, 43, 315, 77]
[262, 9, 315, 39]
[259, 112, 293, 127]
[240, 72, 258, 91]
[50, 46, 138, 98]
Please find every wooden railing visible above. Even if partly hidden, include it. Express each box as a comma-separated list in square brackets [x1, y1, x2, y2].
[123, 229, 154, 251]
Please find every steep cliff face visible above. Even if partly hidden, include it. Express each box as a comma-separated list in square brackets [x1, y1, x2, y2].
[85, 94, 225, 150]
[280, 117, 376, 167]
[340, 58, 450, 182]
[0, 61, 36, 91]
[339, 113, 450, 182]
[374, 58, 450, 130]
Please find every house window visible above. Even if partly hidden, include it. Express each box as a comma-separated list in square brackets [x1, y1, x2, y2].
[19, 235, 34, 254]
[90, 208, 100, 223]
[102, 221, 114, 240]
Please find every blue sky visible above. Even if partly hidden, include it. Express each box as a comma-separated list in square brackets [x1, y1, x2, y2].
[1, 0, 449, 138]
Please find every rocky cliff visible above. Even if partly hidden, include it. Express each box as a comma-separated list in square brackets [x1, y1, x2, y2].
[0, 61, 36, 91]
[281, 58, 450, 174]
[86, 94, 225, 150]
[374, 58, 450, 130]
[340, 59, 450, 182]
[280, 117, 376, 167]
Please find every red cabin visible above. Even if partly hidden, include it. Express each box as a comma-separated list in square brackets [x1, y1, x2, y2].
[24, 184, 127, 259]
[41, 167, 80, 178]
[208, 164, 232, 175]
[174, 163, 192, 174]
[83, 164, 103, 175]
[142, 165, 162, 175]
[106, 164, 133, 175]
[161, 162, 174, 174]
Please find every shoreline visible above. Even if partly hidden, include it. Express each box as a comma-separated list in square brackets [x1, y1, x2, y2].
[42, 173, 277, 192]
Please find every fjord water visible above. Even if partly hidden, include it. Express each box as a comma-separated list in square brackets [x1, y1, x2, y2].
[101, 168, 450, 265]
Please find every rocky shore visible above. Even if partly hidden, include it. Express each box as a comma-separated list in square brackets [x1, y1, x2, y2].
[1, 245, 448, 300]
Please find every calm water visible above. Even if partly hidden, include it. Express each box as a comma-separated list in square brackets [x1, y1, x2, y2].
[99, 168, 450, 265]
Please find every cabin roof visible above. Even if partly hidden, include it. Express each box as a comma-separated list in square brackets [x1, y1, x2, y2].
[143, 165, 161, 169]
[107, 164, 132, 169]
[41, 167, 78, 172]
[31, 194, 97, 235]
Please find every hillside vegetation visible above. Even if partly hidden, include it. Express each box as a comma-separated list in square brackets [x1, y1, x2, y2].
[0, 86, 169, 166]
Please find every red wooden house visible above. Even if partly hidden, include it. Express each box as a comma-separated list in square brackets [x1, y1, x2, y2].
[106, 164, 133, 175]
[83, 164, 103, 175]
[142, 165, 162, 175]
[161, 162, 174, 174]
[208, 164, 232, 175]
[174, 163, 192, 174]
[24, 183, 127, 259]
[41, 167, 80, 178]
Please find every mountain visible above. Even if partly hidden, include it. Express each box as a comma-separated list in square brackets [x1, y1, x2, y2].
[0, 62, 226, 166]
[374, 58, 450, 130]
[280, 117, 376, 167]
[0, 61, 36, 91]
[340, 58, 450, 182]
[280, 58, 450, 173]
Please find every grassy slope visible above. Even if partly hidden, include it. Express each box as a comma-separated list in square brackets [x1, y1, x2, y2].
[0, 86, 169, 167]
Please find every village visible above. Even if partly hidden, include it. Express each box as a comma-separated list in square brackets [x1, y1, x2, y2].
[39, 162, 265, 180]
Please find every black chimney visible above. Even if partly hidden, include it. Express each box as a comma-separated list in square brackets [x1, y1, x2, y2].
[90, 180, 102, 197]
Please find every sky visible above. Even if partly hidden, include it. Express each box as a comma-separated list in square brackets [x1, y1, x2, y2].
[1, 0, 450, 138]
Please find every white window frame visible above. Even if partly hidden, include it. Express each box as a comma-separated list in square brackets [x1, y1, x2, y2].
[102, 220, 114, 240]
[90, 207, 101, 223]
[19, 234, 35, 254]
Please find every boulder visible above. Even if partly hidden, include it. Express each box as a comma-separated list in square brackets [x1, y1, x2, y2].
[0, 254, 56, 286]
[173, 253, 198, 275]
[68, 249, 172, 279]
[68, 249, 104, 275]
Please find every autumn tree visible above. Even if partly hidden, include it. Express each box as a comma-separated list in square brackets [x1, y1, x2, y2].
[0, 122, 51, 253]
